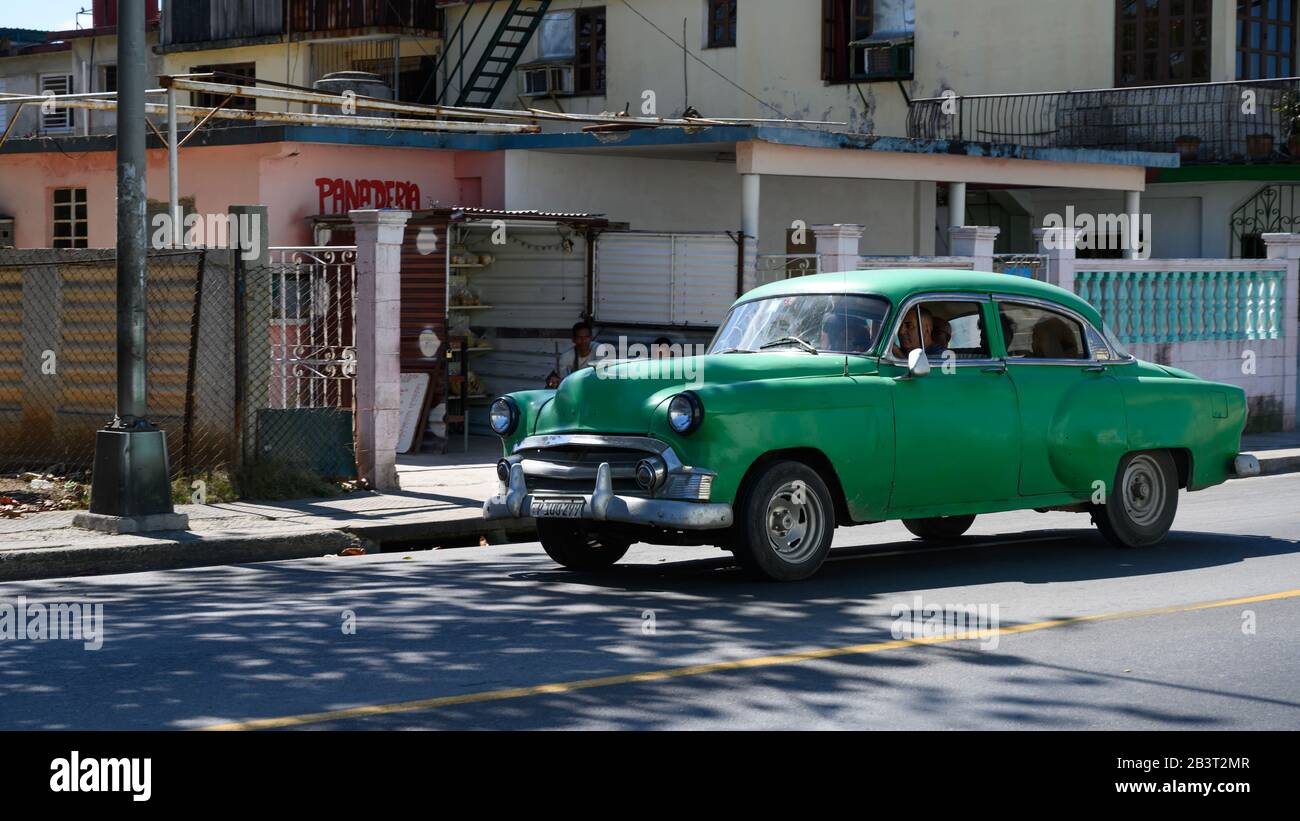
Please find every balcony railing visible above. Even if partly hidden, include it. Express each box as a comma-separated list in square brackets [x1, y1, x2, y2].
[907, 78, 1300, 164]
[163, 0, 442, 47]
[286, 0, 442, 35]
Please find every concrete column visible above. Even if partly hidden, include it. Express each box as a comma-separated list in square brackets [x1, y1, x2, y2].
[811, 224, 864, 274]
[949, 225, 999, 272]
[1124, 190, 1142, 260]
[1262, 233, 1300, 431]
[948, 181, 967, 228]
[351, 209, 411, 491]
[1033, 226, 1079, 293]
[741, 173, 760, 294]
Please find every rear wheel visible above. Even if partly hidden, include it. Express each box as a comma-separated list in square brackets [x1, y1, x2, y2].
[1090, 450, 1179, 548]
[536, 519, 632, 570]
[732, 460, 836, 582]
[902, 515, 976, 540]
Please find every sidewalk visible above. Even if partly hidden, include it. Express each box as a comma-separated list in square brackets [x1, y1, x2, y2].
[1, 431, 1296, 582]
[1242, 430, 1300, 475]
[0, 436, 532, 582]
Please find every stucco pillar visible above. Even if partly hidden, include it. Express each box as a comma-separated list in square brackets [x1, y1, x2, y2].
[949, 225, 999, 272]
[1124, 190, 1142, 260]
[948, 181, 967, 228]
[1033, 226, 1079, 294]
[1262, 233, 1300, 431]
[741, 173, 760, 294]
[351, 209, 411, 491]
[811, 224, 864, 274]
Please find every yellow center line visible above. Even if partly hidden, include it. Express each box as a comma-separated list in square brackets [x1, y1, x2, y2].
[197, 588, 1300, 731]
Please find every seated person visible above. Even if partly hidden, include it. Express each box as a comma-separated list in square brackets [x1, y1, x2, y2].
[1001, 314, 1019, 356]
[892, 307, 934, 358]
[820, 313, 871, 353]
[1031, 317, 1083, 358]
[927, 316, 952, 357]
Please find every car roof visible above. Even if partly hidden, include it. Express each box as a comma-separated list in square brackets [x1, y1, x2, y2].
[739, 268, 1103, 326]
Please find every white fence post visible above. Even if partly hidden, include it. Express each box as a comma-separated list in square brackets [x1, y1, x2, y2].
[1033, 226, 1079, 294]
[948, 226, 999, 272]
[351, 209, 411, 491]
[1263, 233, 1299, 430]
[812, 224, 864, 274]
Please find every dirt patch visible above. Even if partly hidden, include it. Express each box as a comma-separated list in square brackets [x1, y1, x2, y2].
[0, 474, 90, 517]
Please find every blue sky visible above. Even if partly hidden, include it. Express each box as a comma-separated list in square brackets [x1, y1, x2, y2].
[4, 2, 103, 32]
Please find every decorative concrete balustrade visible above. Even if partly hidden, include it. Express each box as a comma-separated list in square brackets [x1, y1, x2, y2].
[1074, 268, 1287, 344]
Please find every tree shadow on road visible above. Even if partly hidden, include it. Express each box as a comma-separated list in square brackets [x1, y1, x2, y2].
[0, 525, 1295, 730]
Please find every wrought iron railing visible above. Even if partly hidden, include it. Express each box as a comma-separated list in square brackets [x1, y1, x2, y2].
[993, 253, 1049, 280]
[908, 77, 1300, 164]
[286, 0, 443, 34]
[755, 253, 821, 282]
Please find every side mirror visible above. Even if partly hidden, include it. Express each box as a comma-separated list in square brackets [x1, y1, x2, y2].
[904, 348, 930, 379]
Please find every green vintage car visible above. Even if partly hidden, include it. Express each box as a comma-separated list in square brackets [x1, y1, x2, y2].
[483, 269, 1259, 581]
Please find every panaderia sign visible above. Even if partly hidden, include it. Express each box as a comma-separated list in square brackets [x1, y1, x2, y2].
[317, 177, 422, 214]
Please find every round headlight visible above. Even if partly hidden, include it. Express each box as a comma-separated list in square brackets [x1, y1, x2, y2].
[667, 391, 704, 435]
[489, 396, 519, 436]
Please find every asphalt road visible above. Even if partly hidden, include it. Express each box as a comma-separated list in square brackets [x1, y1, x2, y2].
[2, 473, 1299, 730]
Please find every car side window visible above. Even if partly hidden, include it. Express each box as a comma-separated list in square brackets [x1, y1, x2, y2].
[998, 303, 1089, 360]
[891, 300, 991, 360]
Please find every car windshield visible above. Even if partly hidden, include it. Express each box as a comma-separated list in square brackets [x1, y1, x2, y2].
[709, 294, 890, 355]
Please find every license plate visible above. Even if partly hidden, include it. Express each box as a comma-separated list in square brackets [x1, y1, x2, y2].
[529, 497, 586, 519]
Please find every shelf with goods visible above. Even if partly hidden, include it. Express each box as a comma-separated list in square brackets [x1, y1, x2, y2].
[443, 231, 498, 452]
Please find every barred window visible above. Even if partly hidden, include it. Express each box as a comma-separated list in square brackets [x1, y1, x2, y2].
[707, 0, 737, 48]
[1116, 0, 1212, 86]
[52, 188, 88, 249]
[1237, 0, 1296, 79]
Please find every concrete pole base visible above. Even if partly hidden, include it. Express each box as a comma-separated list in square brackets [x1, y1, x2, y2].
[72, 511, 191, 534]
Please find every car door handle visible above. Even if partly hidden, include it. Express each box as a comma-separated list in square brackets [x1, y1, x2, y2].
[1083, 364, 1106, 373]
[981, 364, 1007, 374]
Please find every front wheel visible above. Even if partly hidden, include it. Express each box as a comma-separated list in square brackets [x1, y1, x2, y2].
[536, 519, 631, 570]
[732, 460, 836, 582]
[1090, 450, 1179, 548]
[903, 515, 975, 540]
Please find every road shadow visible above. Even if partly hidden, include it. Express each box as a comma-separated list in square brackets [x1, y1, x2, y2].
[0, 525, 1295, 730]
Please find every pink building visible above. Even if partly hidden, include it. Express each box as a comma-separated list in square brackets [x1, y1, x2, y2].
[0, 127, 504, 247]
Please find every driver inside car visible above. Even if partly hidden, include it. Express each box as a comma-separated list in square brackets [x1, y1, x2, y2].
[892, 306, 934, 358]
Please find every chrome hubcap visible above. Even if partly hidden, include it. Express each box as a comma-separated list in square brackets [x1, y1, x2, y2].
[765, 480, 825, 564]
[1121, 454, 1166, 528]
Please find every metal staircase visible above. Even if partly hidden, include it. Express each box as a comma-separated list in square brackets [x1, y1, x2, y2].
[453, 0, 551, 108]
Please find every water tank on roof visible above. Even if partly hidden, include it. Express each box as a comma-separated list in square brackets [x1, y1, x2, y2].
[312, 72, 393, 119]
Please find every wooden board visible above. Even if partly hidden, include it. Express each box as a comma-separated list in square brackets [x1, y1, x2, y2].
[398, 372, 432, 454]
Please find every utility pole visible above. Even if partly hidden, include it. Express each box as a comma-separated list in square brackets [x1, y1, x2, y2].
[74, 0, 188, 534]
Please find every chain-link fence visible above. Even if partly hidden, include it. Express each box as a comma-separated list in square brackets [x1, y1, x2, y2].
[0, 244, 362, 505]
[0, 248, 238, 486]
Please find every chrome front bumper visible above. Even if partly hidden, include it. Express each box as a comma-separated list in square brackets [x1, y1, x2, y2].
[482, 435, 734, 530]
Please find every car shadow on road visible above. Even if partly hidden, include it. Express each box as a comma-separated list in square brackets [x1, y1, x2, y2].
[0, 525, 1295, 730]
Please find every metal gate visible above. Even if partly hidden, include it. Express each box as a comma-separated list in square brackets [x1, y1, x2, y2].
[267, 247, 358, 410]
[594, 231, 737, 326]
[257, 246, 358, 477]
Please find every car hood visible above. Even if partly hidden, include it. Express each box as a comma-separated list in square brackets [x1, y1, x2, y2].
[532, 352, 852, 434]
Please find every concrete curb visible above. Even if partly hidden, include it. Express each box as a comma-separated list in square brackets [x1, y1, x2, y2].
[1258, 453, 1300, 476]
[0, 528, 367, 582]
[3, 451, 1293, 583]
